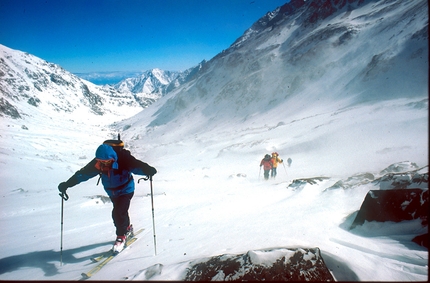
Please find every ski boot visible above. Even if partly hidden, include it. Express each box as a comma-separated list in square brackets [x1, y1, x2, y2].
[126, 224, 134, 238]
[112, 235, 127, 253]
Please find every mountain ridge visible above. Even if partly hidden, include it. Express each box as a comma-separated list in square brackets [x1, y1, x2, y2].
[0, 45, 204, 122]
[139, 0, 427, 132]
[0, 44, 143, 122]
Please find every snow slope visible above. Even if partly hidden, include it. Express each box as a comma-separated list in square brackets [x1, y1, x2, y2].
[0, 0, 428, 281]
[0, 94, 427, 281]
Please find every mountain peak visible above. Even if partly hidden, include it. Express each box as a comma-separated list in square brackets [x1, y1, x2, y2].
[232, 0, 373, 48]
[279, 0, 369, 21]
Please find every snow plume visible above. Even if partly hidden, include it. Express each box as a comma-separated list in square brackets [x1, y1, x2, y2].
[0, 0, 428, 281]
[126, 0, 427, 175]
[144, 0, 427, 131]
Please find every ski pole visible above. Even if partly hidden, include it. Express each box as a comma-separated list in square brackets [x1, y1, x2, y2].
[59, 191, 68, 266]
[258, 166, 261, 181]
[282, 162, 288, 176]
[60, 196, 64, 265]
[138, 176, 157, 256]
[149, 176, 157, 255]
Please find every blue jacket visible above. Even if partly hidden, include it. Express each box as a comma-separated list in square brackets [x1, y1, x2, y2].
[65, 144, 156, 198]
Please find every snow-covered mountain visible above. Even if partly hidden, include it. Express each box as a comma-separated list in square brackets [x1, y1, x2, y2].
[112, 62, 206, 108]
[0, 0, 428, 281]
[142, 0, 427, 131]
[114, 68, 178, 95]
[0, 44, 144, 123]
[0, 44, 204, 119]
[112, 68, 178, 108]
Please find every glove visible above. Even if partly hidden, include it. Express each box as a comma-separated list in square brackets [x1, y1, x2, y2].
[149, 166, 157, 176]
[58, 182, 68, 194]
[58, 182, 70, 200]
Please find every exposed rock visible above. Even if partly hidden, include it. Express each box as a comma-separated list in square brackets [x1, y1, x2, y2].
[288, 177, 330, 190]
[184, 247, 334, 281]
[0, 97, 21, 119]
[27, 96, 41, 107]
[372, 170, 428, 190]
[412, 233, 428, 248]
[351, 188, 429, 229]
[326, 172, 374, 190]
[380, 161, 420, 175]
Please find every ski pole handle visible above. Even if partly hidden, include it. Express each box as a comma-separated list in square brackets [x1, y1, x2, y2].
[137, 176, 150, 183]
[59, 192, 69, 201]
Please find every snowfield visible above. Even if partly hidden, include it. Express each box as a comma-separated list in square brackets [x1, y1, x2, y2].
[0, 93, 427, 280]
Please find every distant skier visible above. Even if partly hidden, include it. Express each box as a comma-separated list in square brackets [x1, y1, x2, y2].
[287, 157, 292, 167]
[260, 154, 273, 180]
[270, 152, 283, 178]
[57, 139, 157, 253]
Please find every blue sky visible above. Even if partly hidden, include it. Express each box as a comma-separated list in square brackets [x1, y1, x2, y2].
[0, 0, 287, 74]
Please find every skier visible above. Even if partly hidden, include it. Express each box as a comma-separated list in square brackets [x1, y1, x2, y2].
[260, 154, 273, 180]
[271, 152, 283, 178]
[57, 139, 157, 253]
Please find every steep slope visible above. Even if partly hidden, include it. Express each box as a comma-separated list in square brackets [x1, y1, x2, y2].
[141, 0, 427, 131]
[0, 44, 143, 123]
[116, 0, 428, 177]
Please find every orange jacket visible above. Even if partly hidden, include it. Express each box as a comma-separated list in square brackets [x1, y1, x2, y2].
[271, 156, 283, 168]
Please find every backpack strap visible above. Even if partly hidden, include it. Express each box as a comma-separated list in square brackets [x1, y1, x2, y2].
[97, 173, 102, 185]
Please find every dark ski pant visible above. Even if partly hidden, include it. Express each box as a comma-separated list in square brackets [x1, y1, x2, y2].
[264, 170, 270, 180]
[271, 167, 278, 178]
[110, 192, 134, 236]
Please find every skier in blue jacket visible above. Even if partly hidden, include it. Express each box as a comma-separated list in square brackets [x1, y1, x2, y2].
[58, 139, 157, 252]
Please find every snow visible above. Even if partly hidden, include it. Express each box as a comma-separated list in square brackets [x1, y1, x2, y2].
[0, 91, 427, 280]
[0, 0, 428, 281]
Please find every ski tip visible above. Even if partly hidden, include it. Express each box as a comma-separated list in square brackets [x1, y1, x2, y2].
[81, 272, 90, 280]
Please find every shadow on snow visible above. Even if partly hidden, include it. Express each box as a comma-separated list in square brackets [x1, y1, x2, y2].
[0, 241, 111, 277]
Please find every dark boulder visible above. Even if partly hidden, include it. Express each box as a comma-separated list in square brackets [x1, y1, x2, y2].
[351, 188, 428, 248]
[351, 188, 428, 228]
[184, 247, 334, 281]
[412, 233, 428, 249]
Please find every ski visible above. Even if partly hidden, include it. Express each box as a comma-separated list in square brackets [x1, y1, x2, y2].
[81, 228, 144, 279]
[89, 228, 144, 263]
[90, 251, 113, 263]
